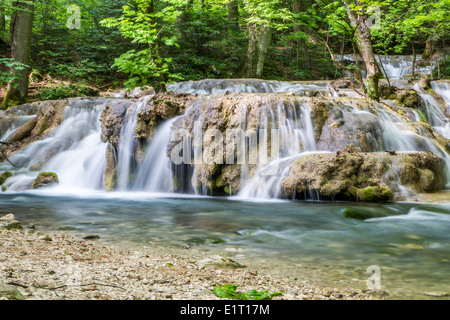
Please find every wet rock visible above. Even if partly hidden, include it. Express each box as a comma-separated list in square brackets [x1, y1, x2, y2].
[0, 220, 22, 230]
[4, 117, 37, 143]
[100, 100, 131, 147]
[0, 171, 12, 185]
[32, 172, 59, 189]
[0, 214, 15, 220]
[135, 93, 198, 141]
[281, 152, 445, 201]
[356, 186, 393, 202]
[83, 235, 100, 240]
[104, 143, 117, 192]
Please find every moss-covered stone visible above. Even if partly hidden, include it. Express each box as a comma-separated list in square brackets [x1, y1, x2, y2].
[356, 186, 393, 202]
[32, 172, 59, 189]
[0, 171, 12, 185]
[281, 152, 445, 202]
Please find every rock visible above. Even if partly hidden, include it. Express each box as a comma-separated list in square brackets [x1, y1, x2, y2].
[38, 235, 53, 242]
[0, 220, 23, 230]
[0, 282, 25, 300]
[356, 186, 393, 202]
[197, 255, 246, 270]
[424, 292, 448, 297]
[100, 100, 130, 147]
[0, 213, 15, 220]
[281, 152, 445, 201]
[4, 117, 37, 143]
[83, 235, 100, 240]
[0, 171, 12, 185]
[104, 143, 117, 192]
[32, 172, 59, 189]
[342, 208, 390, 220]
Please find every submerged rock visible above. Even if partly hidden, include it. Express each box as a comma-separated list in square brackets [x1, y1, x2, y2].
[281, 152, 445, 202]
[32, 172, 59, 189]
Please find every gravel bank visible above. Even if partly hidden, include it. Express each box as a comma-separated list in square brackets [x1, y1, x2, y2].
[0, 217, 378, 300]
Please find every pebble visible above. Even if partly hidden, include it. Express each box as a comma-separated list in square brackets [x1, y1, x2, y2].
[0, 229, 377, 301]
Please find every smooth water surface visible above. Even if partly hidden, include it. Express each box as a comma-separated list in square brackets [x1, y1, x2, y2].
[1, 191, 449, 299]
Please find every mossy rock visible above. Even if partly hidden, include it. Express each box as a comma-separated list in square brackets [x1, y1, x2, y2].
[0, 171, 12, 185]
[342, 207, 390, 220]
[1, 220, 23, 230]
[32, 172, 59, 189]
[356, 186, 393, 202]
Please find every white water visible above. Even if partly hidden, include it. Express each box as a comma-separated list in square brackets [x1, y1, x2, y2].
[1, 103, 107, 191]
[1, 78, 450, 199]
[116, 97, 150, 190]
[134, 118, 178, 192]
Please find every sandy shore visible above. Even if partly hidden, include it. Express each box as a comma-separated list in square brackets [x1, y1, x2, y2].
[0, 216, 378, 300]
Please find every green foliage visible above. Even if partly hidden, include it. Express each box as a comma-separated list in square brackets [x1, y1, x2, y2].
[36, 82, 98, 100]
[432, 57, 450, 79]
[0, 58, 29, 87]
[213, 284, 283, 300]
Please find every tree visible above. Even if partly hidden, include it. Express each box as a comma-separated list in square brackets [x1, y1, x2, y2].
[2, 0, 34, 107]
[344, 0, 381, 100]
[101, 0, 180, 92]
[242, 0, 292, 78]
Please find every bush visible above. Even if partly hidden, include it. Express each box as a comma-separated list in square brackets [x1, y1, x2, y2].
[36, 83, 99, 100]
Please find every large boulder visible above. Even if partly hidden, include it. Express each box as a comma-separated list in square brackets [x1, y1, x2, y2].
[281, 151, 446, 202]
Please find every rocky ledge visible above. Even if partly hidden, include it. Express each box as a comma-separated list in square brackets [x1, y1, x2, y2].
[281, 150, 446, 202]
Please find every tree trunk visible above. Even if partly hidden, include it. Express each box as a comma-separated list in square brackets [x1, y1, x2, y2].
[227, 0, 239, 32]
[0, 14, 5, 32]
[411, 41, 416, 79]
[2, 1, 34, 107]
[293, 0, 301, 35]
[422, 40, 434, 59]
[345, 1, 381, 101]
[244, 24, 257, 78]
[255, 26, 271, 78]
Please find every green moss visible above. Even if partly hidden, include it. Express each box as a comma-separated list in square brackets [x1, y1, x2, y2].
[0, 171, 12, 185]
[32, 172, 59, 189]
[39, 117, 49, 134]
[104, 168, 117, 192]
[356, 186, 393, 202]
[2, 185, 7, 192]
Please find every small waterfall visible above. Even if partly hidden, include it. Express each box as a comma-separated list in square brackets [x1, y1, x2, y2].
[134, 118, 178, 193]
[238, 102, 318, 199]
[1, 102, 107, 191]
[115, 97, 150, 190]
[414, 83, 450, 139]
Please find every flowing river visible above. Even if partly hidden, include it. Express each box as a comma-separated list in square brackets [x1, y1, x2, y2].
[1, 74, 450, 300]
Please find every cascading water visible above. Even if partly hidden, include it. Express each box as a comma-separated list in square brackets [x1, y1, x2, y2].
[1, 78, 450, 199]
[0, 101, 107, 191]
[115, 97, 151, 191]
[133, 118, 178, 193]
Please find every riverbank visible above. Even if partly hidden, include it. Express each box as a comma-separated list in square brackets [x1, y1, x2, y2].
[0, 216, 378, 300]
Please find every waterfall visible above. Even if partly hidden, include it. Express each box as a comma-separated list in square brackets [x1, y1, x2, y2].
[115, 97, 150, 190]
[1, 102, 107, 192]
[133, 118, 179, 193]
[1, 77, 450, 199]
